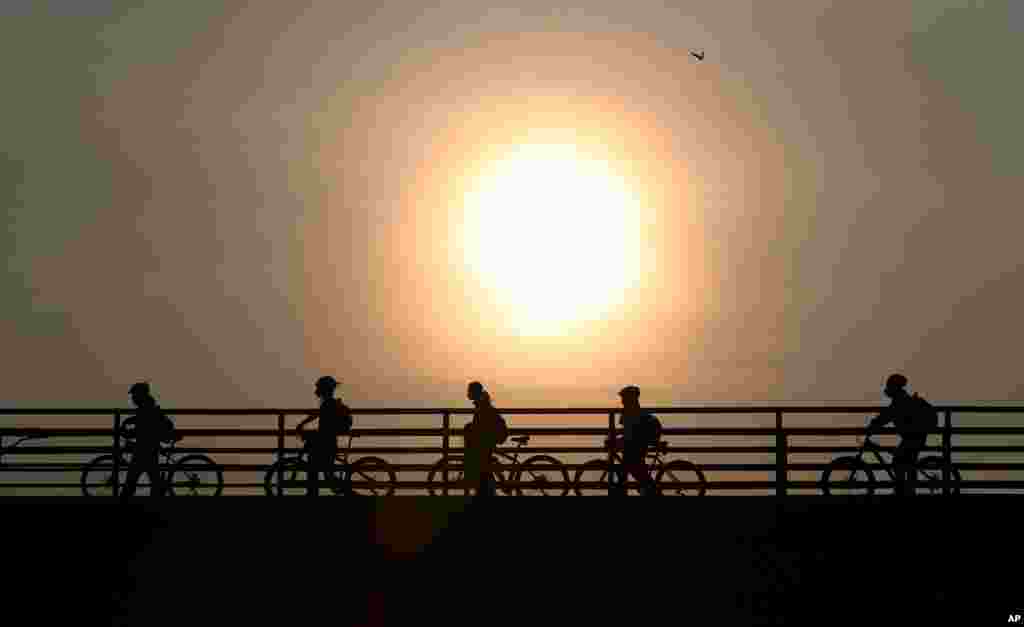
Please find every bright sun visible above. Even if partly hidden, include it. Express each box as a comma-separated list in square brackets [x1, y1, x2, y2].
[460, 143, 643, 337]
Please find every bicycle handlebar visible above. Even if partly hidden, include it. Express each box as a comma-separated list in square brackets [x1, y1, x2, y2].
[3, 433, 50, 448]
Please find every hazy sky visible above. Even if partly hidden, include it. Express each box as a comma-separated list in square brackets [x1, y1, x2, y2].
[3, 0, 1022, 409]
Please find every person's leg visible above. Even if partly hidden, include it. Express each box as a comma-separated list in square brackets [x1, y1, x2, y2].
[477, 454, 495, 497]
[306, 449, 320, 497]
[332, 449, 350, 495]
[147, 456, 164, 497]
[905, 441, 924, 496]
[638, 445, 656, 495]
[893, 446, 911, 496]
[623, 446, 651, 496]
[122, 460, 141, 498]
[464, 454, 476, 495]
[316, 449, 335, 494]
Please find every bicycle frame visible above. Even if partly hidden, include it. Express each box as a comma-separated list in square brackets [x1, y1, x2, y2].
[116, 442, 181, 483]
[284, 433, 357, 464]
[480, 440, 531, 494]
[602, 442, 666, 491]
[852, 434, 947, 490]
[853, 440, 903, 484]
[276, 433, 359, 491]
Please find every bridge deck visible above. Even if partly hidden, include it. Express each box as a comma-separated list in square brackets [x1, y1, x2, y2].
[4, 497, 1018, 625]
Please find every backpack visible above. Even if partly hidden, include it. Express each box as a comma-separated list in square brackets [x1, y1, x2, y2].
[336, 401, 354, 433]
[647, 416, 663, 444]
[495, 414, 508, 445]
[159, 413, 176, 442]
[911, 394, 938, 435]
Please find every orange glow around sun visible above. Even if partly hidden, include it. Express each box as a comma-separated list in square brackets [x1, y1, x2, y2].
[309, 31, 723, 387]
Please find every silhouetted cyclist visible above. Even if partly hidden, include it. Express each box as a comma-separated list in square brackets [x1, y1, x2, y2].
[120, 382, 177, 498]
[609, 385, 660, 496]
[867, 373, 936, 496]
[296, 376, 353, 496]
[464, 381, 508, 498]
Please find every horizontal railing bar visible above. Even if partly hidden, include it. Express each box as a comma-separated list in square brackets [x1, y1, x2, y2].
[6, 443, 1022, 458]
[5, 406, 1024, 416]
[0, 461, 787, 473]
[0, 447, 122, 455]
[13, 461, 1024, 474]
[270, 478, 1024, 489]
[0, 445, 799, 455]
[21, 479, 1024, 491]
[783, 462, 1024, 471]
[949, 446, 1024, 453]
[938, 463, 1024, 470]
[6, 426, 1024, 439]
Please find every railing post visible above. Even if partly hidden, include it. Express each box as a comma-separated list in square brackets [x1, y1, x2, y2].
[112, 412, 121, 499]
[608, 411, 616, 496]
[943, 409, 952, 496]
[277, 413, 285, 495]
[776, 411, 786, 498]
[442, 411, 450, 496]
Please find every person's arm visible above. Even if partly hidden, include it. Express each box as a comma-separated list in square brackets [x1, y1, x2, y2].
[296, 414, 317, 439]
[867, 408, 894, 435]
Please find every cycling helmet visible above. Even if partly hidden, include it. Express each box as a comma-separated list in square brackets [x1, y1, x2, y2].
[315, 376, 338, 392]
[618, 385, 640, 399]
[885, 374, 908, 389]
[129, 382, 151, 396]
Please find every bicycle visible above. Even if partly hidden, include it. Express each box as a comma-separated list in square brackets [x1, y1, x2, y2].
[81, 435, 224, 497]
[264, 432, 396, 496]
[819, 422, 962, 496]
[573, 437, 708, 496]
[425, 434, 571, 496]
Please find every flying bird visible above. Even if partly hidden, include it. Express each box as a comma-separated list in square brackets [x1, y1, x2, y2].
[690, 49, 705, 61]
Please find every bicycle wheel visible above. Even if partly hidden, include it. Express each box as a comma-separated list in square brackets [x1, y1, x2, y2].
[819, 456, 875, 496]
[915, 456, 962, 495]
[81, 455, 128, 497]
[349, 456, 397, 496]
[168, 454, 224, 496]
[264, 458, 307, 496]
[515, 455, 571, 496]
[573, 459, 616, 496]
[655, 459, 708, 496]
[426, 457, 470, 496]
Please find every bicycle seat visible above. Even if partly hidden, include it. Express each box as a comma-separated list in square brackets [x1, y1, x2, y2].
[512, 435, 529, 445]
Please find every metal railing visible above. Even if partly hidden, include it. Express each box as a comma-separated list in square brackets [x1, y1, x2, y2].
[2, 406, 1023, 495]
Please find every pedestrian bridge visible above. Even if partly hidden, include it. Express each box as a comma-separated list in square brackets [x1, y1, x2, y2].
[1, 404, 1022, 496]
[2, 405, 1020, 625]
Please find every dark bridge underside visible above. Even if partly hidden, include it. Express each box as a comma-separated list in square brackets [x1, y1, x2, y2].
[6, 497, 1018, 626]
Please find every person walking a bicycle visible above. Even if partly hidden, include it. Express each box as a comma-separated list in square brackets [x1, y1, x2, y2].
[296, 376, 353, 496]
[464, 381, 508, 499]
[120, 382, 178, 498]
[866, 373, 936, 496]
[609, 385, 660, 496]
